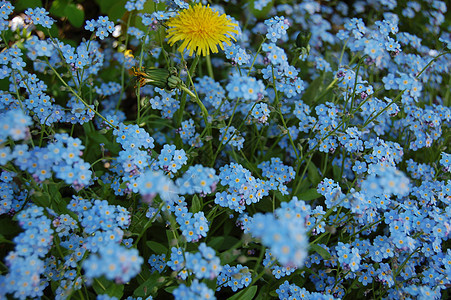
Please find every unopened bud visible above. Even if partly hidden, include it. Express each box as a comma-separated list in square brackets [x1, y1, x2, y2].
[296, 31, 312, 49]
[132, 67, 178, 91]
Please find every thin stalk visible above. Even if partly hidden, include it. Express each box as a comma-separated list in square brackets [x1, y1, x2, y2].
[271, 65, 300, 162]
[205, 54, 214, 80]
[45, 59, 116, 128]
[117, 22, 132, 110]
[176, 55, 199, 128]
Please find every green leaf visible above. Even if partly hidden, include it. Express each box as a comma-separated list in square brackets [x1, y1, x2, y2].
[146, 241, 168, 254]
[49, 0, 69, 17]
[92, 277, 123, 298]
[32, 191, 51, 208]
[64, 4, 85, 28]
[92, 277, 108, 294]
[0, 233, 12, 244]
[298, 188, 322, 201]
[274, 191, 290, 203]
[257, 196, 273, 212]
[223, 218, 233, 235]
[310, 243, 331, 260]
[248, 0, 274, 19]
[46, 181, 68, 212]
[333, 165, 341, 182]
[106, 1, 127, 23]
[227, 286, 258, 300]
[302, 75, 323, 104]
[208, 236, 225, 250]
[48, 182, 63, 202]
[164, 286, 177, 294]
[134, 272, 160, 297]
[96, 0, 115, 13]
[307, 161, 321, 186]
[190, 195, 202, 213]
[105, 283, 124, 298]
[15, 0, 42, 11]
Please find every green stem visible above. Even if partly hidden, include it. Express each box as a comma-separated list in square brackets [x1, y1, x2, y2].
[444, 75, 451, 107]
[291, 154, 313, 197]
[248, 37, 266, 76]
[179, 85, 209, 125]
[45, 59, 116, 129]
[416, 51, 450, 78]
[205, 54, 214, 80]
[116, 14, 133, 111]
[236, 257, 277, 298]
[339, 38, 349, 67]
[271, 65, 300, 162]
[312, 78, 338, 103]
[176, 55, 199, 128]
[134, 202, 165, 246]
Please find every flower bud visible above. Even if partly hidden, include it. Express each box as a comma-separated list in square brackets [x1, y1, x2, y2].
[295, 31, 311, 49]
[132, 67, 174, 90]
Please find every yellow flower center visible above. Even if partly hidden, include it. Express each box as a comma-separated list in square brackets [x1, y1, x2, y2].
[166, 4, 239, 56]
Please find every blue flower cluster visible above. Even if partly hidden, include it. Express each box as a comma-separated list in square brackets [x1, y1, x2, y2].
[83, 243, 142, 283]
[177, 119, 203, 148]
[149, 88, 180, 119]
[1, 133, 92, 190]
[263, 250, 297, 279]
[258, 157, 295, 195]
[25, 7, 55, 28]
[219, 125, 245, 151]
[156, 144, 187, 176]
[223, 42, 251, 66]
[167, 243, 222, 279]
[0, 1, 13, 31]
[85, 16, 115, 40]
[215, 163, 266, 212]
[125, 0, 146, 11]
[175, 208, 209, 242]
[226, 72, 266, 101]
[277, 280, 338, 300]
[195, 76, 228, 112]
[0, 206, 53, 299]
[0, 109, 32, 143]
[248, 197, 309, 267]
[148, 253, 166, 273]
[0, 0, 450, 299]
[175, 164, 218, 195]
[0, 170, 27, 214]
[173, 280, 216, 300]
[131, 170, 177, 203]
[216, 264, 252, 292]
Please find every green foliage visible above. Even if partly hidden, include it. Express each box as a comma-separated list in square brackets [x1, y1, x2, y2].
[14, 0, 42, 11]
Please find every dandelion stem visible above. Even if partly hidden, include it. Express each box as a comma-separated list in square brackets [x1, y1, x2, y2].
[205, 54, 214, 80]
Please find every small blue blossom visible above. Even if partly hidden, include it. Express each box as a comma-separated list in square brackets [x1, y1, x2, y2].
[173, 280, 216, 300]
[25, 7, 54, 28]
[176, 164, 218, 195]
[84, 16, 115, 40]
[83, 243, 143, 283]
[217, 264, 252, 292]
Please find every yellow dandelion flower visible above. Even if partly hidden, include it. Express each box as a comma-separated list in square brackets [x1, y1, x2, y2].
[166, 3, 239, 56]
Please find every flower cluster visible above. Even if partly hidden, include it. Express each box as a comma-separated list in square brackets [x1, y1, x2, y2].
[173, 280, 216, 300]
[0, 206, 53, 299]
[176, 165, 218, 195]
[248, 197, 309, 267]
[25, 7, 55, 28]
[216, 264, 252, 292]
[167, 243, 222, 279]
[84, 16, 115, 40]
[0, 1, 450, 299]
[215, 163, 266, 212]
